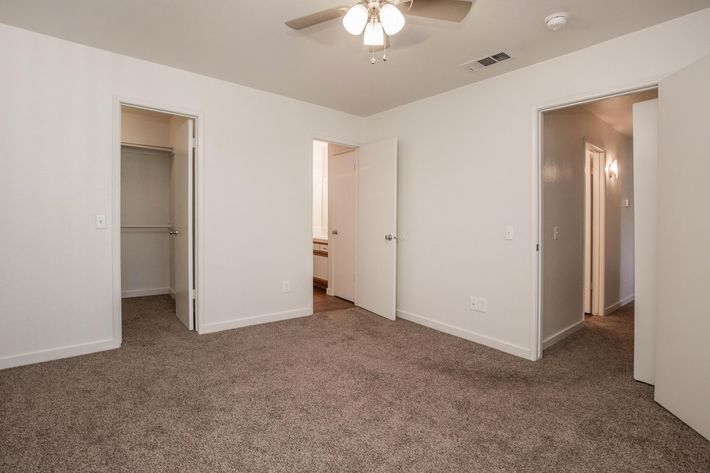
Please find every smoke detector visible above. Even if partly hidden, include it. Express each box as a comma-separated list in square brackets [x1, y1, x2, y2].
[545, 12, 568, 32]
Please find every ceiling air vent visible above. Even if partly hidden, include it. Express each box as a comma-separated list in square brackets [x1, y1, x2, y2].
[460, 51, 512, 72]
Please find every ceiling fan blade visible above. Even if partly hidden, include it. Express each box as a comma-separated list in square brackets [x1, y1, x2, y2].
[399, 0, 472, 22]
[285, 6, 350, 30]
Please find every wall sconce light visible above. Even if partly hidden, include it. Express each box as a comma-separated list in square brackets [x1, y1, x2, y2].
[606, 160, 619, 180]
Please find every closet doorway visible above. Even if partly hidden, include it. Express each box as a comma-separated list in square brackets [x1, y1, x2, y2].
[119, 105, 196, 330]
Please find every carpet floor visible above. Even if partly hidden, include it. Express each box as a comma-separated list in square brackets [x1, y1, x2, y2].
[1, 297, 708, 472]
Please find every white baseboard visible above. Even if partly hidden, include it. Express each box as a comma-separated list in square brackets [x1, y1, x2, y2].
[326, 288, 335, 296]
[121, 287, 170, 298]
[543, 320, 585, 349]
[199, 307, 312, 334]
[396, 309, 531, 359]
[0, 338, 120, 370]
[604, 294, 635, 315]
[168, 288, 176, 299]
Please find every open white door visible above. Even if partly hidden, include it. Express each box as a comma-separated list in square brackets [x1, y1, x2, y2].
[654, 54, 710, 440]
[329, 150, 357, 302]
[170, 118, 194, 330]
[356, 138, 397, 320]
[632, 99, 658, 386]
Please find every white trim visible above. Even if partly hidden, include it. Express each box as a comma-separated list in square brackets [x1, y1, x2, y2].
[531, 107, 542, 361]
[397, 309, 531, 360]
[586, 143, 607, 316]
[326, 288, 335, 296]
[542, 320, 585, 349]
[168, 288, 176, 299]
[605, 294, 635, 315]
[121, 287, 171, 298]
[0, 339, 119, 370]
[532, 80, 659, 361]
[199, 308, 312, 334]
[112, 95, 206, 341]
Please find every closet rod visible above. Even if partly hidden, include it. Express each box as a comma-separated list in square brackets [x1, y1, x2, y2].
[121, 142, 174, 154]
[121, 224, 171, 229]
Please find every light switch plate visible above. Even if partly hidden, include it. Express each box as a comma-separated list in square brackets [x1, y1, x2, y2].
[282, 280, 291, 293]
[470, 296, 479, 311]
[505, 226, 514, 240]
[95, 214, 107, 229]
[553, 226, 560, 240]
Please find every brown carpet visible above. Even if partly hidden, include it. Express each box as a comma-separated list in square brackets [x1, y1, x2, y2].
[1, 298, 708, 472]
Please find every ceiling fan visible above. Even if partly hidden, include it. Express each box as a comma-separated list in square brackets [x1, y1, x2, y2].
[286, 0, 472, 58]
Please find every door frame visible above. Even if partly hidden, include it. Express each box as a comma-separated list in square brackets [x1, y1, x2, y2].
[311, 136, 360, 313]
[585, 142, 606, 316]
[531, 83, 657, 361]
[112, 96, 205, 345]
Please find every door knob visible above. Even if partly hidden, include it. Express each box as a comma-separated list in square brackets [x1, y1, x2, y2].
[169, 229, 179, 236]
[332, 230, 339, 235]
[385, 234, 397, 241]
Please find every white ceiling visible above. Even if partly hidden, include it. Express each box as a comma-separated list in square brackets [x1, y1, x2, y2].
[583, 89, 659, 137]
[1, 0, 708, 116]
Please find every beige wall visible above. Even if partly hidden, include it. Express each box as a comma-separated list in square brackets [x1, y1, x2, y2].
[121, 108, 171, 148]
[604, 129, 636, 313]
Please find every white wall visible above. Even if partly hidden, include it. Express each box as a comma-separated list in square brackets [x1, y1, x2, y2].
[362, 9, 710, 359]
[2, 10, 710, 369]
[0, 23, 361, 368]
[654, 54, 710, 440]
[632, 99, 658, 385]
[541, 107, 633, 348]
[120, 146, 172, 297]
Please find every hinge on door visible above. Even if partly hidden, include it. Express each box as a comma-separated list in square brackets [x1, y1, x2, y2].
[536, 243, 540, 251]
[192, 137, 197, 149]
[192, 289, 197, 299]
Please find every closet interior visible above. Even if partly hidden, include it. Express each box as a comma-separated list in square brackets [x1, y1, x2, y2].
[120, 105, 195, 330]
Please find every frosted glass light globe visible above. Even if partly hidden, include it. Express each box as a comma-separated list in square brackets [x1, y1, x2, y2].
[379, 3, 405, 35]
[343, 4, 369, 35]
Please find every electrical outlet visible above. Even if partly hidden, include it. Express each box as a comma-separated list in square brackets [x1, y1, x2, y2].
[469, 296, 479, 311]
[478, 297, 488, 313]
[282, 280, 291, 293]
[95, 214, 106, 229]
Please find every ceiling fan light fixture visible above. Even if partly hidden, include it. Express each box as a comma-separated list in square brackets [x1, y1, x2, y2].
[343, 4, 369, 35]
[363, 20, 385, 46]
[379, 3, 405, 35]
